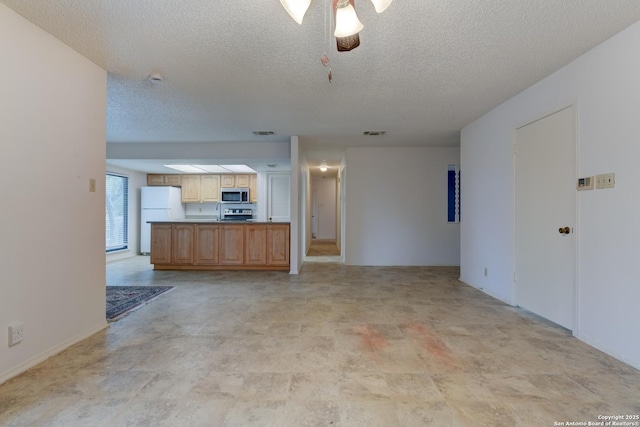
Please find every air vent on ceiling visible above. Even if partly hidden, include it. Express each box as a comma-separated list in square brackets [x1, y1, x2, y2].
[252, 130, 276, 136]
[363, 131, 386, 136]
[266, 164, 278, 168]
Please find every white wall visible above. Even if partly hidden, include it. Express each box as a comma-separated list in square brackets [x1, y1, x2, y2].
[0, 4, 107, 383]
[303, 161, 313, 257]
[105, 165, 147, 261]
[336, 165, 343, 256]
[345, 147, 460, 266]
[461, 20, 640, 369]
[290, 136, 301, 274]
[107, 141, 291, 162]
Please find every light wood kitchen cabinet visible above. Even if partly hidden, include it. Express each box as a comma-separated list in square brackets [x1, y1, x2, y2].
[245, 224, 267, 265]
[172, 224, 194, 264]
[150, 224, 172, 264]
[267, 224, 290, 266]
[220, 175, 235, 188]
[147, 174, 182, 186]
[195, 224, 219, 265]
[220, 174, 255, 189]
[235, 174, 250, 188]
[201, 175, 220, 202]
[249, 174, 258, 202]
[147, 174, 165, 186]
[180, 175, 202, 203]
[181, 174, 220, 203]
[150, 222, 289, 271]
[164, 175, 182, 186]
[219, 224, 244, 265]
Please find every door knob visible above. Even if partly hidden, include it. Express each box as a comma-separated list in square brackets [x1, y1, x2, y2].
[558, 226, 571, 235]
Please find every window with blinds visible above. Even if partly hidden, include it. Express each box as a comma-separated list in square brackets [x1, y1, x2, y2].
[106, 173, 128, 252]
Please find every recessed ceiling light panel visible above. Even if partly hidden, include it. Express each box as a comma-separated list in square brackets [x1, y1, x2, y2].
[165, 164, 256, 173]
[221, 165, 257, 173]
[193, 165, 231, 173]
[164, 165, 205, 173]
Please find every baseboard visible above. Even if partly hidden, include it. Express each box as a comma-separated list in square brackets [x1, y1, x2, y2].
[458, 277, 513, 306]
[459, 279, 639, 371]
[0, 321, 109, 385]
[574, 331, 640, 371]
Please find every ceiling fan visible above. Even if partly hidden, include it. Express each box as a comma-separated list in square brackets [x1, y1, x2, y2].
[279, 0, 394, 52]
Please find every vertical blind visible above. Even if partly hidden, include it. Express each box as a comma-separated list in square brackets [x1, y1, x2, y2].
[106, 173, 128, 252]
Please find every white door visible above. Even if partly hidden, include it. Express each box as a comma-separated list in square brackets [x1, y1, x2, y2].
[515, 106, 576, 330]
[316, 177, 337, 240]
[267, 173, 291, 222]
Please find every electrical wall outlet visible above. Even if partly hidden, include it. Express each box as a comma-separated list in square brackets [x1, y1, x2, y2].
[8, 322, 24, 347]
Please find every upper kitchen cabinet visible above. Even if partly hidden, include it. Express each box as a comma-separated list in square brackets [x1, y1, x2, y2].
[181, 175, 220, 203]
[201, 175, 220, 202]
[220, 174, 254, 189]
[180, 175, 201, 203]
[147, 174, 182, 186]
[249, 174, 258, 203]
[235, 174, 250, 188]
[220, 175, 235, 188]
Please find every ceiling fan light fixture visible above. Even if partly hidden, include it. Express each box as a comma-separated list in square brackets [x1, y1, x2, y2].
[280, 0, 312, 25]
[370, 0, 393, 13]
[334, 0, 364, 38]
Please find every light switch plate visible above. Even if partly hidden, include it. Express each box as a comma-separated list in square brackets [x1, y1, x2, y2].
[89, 178, 96, 192]
[596, 173, 615, 189]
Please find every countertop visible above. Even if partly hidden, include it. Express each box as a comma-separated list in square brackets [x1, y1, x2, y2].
[147, 219, 289, 224]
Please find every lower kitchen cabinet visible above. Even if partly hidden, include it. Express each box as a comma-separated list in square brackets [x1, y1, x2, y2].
[151, 222, 290, 270]
[150, 224, 172, 264]
[245, 224, 268, 265]
[172, 224, 194, 264]
[219, 224, 245, 265]
[195, 224, 219, 265]
[267, 224, 290, 266]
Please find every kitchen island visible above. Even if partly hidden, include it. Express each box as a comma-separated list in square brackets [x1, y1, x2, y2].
[149, 221, 290, 271]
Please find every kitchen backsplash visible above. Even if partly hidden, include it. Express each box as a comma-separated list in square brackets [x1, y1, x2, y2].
[185, 202, 256, 218]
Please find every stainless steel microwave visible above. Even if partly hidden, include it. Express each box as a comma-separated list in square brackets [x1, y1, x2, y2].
[220, 188, 250, 203]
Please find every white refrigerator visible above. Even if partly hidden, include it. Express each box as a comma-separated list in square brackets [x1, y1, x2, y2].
[140, 186, 185, 254]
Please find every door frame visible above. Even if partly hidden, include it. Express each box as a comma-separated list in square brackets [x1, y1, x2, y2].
[512, 103, 580, 333]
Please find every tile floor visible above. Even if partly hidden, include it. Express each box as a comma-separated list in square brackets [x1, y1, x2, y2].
[0, 255, 639, 426]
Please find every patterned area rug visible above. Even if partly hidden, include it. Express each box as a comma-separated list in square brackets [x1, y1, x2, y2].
[106, 286, 174, 322]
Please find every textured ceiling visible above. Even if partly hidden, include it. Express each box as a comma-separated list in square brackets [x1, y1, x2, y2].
[4, 0, 640, 172]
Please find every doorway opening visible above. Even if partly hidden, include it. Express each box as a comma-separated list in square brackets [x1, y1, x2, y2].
[307, 174, 341, 262]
